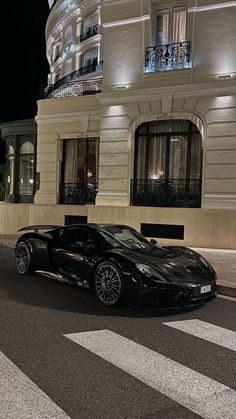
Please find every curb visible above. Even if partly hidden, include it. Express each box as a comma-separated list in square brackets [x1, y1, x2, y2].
[216, 284, 236, 299]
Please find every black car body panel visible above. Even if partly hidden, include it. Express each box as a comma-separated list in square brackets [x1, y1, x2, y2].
[15, 224, 217, 307]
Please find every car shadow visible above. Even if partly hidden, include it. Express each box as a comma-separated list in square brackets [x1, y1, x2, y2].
[0, 246, 207, 318]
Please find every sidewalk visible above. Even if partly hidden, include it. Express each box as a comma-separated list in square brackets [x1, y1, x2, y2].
[0, 234, 235, 298]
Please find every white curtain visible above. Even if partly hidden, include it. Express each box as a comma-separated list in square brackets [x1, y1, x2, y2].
[148, 136, 166, 179]
[64, 140, 78, 183]
[157, 10, 169, 45]
[190, 133, 202, 179]
[169, 135, 187, 179]
[136, 138, 146, 178]
[173, 8, 186, 43]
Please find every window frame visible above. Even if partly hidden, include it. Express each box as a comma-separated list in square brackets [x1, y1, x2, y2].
[155, 3, 187, 45]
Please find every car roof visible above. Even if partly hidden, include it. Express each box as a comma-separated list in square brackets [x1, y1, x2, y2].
[62, 223, 131, 230]
[18, 223, 133, 234]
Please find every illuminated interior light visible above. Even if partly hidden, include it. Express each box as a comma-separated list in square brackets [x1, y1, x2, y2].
[115, 85, 128, 90]
[218, 74, 232, 80]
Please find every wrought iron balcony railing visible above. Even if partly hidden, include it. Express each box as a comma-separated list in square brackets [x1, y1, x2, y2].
[145, 41, 190, 73]
[60, 183, 98, 205]
[43, 78, 102, 98]
[80, 25, 98, 43]
[130, 179, 201, 208]
[41, 61, 103, 98]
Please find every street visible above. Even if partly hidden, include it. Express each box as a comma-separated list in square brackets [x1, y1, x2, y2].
[0, 245, 236, 419]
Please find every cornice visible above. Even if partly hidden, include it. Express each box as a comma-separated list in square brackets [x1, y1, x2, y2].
[97, 79, 236, 105]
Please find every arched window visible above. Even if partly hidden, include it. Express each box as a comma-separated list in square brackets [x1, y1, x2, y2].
[132, 120, 202, 207]
[19, 141, 34, 196]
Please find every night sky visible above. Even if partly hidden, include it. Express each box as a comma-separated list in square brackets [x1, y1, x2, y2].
[0, 0, 50, 123]
[0, 0, 50, 164]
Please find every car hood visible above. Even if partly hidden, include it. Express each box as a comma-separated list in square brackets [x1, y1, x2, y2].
[110, 247, 215, 284]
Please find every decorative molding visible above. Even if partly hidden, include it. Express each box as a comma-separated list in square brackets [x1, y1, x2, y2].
[58, 131, 100, 139]
[103, 15, 150, 28]
[189, 2, 236, 13]
[161, 96, 172, 114]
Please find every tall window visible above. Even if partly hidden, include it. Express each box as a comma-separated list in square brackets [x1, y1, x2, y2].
[81, 48, 98, 68]
[65, 25, 73, 49]
[6, 141, 14, 195]
[134, 120, 201, 181]
[157, 6, 186, 45]
[62, 138, 99, 185]
[19, 141, 34, 195]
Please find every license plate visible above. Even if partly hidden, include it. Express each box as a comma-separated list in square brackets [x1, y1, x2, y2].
[200, 285, 211, 294]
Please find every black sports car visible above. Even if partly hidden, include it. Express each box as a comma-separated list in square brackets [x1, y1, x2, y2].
[15, 224, 217, 308]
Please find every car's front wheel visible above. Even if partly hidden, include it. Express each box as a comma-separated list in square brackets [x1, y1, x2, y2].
[15, 241, 34, 275]
[94, 261, 124, 306]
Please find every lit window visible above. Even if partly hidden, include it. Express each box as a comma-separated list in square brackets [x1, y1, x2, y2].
[156, 6, 187, 45]
[19, 141, 34, 196]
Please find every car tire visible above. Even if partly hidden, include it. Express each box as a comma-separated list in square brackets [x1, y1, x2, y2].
[94, 261, 125, 307]
[15, 240, 34, 275]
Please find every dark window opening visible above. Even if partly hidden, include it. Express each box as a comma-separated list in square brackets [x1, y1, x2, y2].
[65, 215, 88, 225]
[60, 138, 99, 205]
[131, 119, 202, 208]
[141, 223, 184, 240]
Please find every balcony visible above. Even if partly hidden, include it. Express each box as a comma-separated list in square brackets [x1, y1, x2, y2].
[43, 78, 102, 98]
[145, 41, 190, 73]
[130, 179, 201, 208]
[60, 183, 98, 205]
[80, 25, 98, 43]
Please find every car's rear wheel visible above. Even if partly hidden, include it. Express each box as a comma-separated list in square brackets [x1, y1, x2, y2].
[94, 261, 124, 306]
[15, 241, 33, 275]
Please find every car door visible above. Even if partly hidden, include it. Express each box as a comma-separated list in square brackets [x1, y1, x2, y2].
[51, 226, 98, 283]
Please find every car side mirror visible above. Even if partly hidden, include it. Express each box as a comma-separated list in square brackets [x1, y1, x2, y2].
[150, 238, 158, 246]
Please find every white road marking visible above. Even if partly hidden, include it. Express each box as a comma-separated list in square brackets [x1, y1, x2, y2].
[0, 351, 70, 419]
[163, 319, 236, 352]
[64, 329, 236, 419]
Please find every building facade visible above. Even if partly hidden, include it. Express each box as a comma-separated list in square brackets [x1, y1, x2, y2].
[1, 0, 236, 249]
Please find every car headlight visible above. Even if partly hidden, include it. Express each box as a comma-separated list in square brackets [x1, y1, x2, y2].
[136, 263, 167, 282]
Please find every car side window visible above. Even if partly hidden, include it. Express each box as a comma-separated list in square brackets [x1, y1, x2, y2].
[60, 228, 79, 245]
[73, 228, 99, 250]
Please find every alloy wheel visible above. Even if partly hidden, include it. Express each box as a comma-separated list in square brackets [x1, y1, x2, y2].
[15, 242, 31, 274]
[95, 263, 122, 306]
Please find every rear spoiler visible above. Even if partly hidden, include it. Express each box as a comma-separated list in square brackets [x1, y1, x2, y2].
[18, 225, 63, 233]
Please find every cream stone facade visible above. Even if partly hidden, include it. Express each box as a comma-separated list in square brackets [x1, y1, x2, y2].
[1, 0, 236, 250]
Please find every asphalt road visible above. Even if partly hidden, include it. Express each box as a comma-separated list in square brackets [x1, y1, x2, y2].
[0, 245, 236, 419]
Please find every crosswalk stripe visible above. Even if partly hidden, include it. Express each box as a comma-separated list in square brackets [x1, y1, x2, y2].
[64, 329, 236, 419]
[163, 319, 236, 352]
[0, 351, 70, 419]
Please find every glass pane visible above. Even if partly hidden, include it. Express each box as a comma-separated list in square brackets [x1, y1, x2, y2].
[135, 137, 146, 178]
[19, 155, 34, 195]
[149, 119, 189, 134]
[8, 144, 14, 155]
[64, 138, 99, 184]
[157, 10, 169, 45]
[190, 133, 202, 179]
[148, 136, 166, 179]
[7, 156, 14, 194]
[169, 135, 187, 179]
[20, 141, 34, 154]
[173, 7, 186, 43]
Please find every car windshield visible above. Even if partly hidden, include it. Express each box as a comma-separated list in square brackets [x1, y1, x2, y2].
[98, 226, 152, 250]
